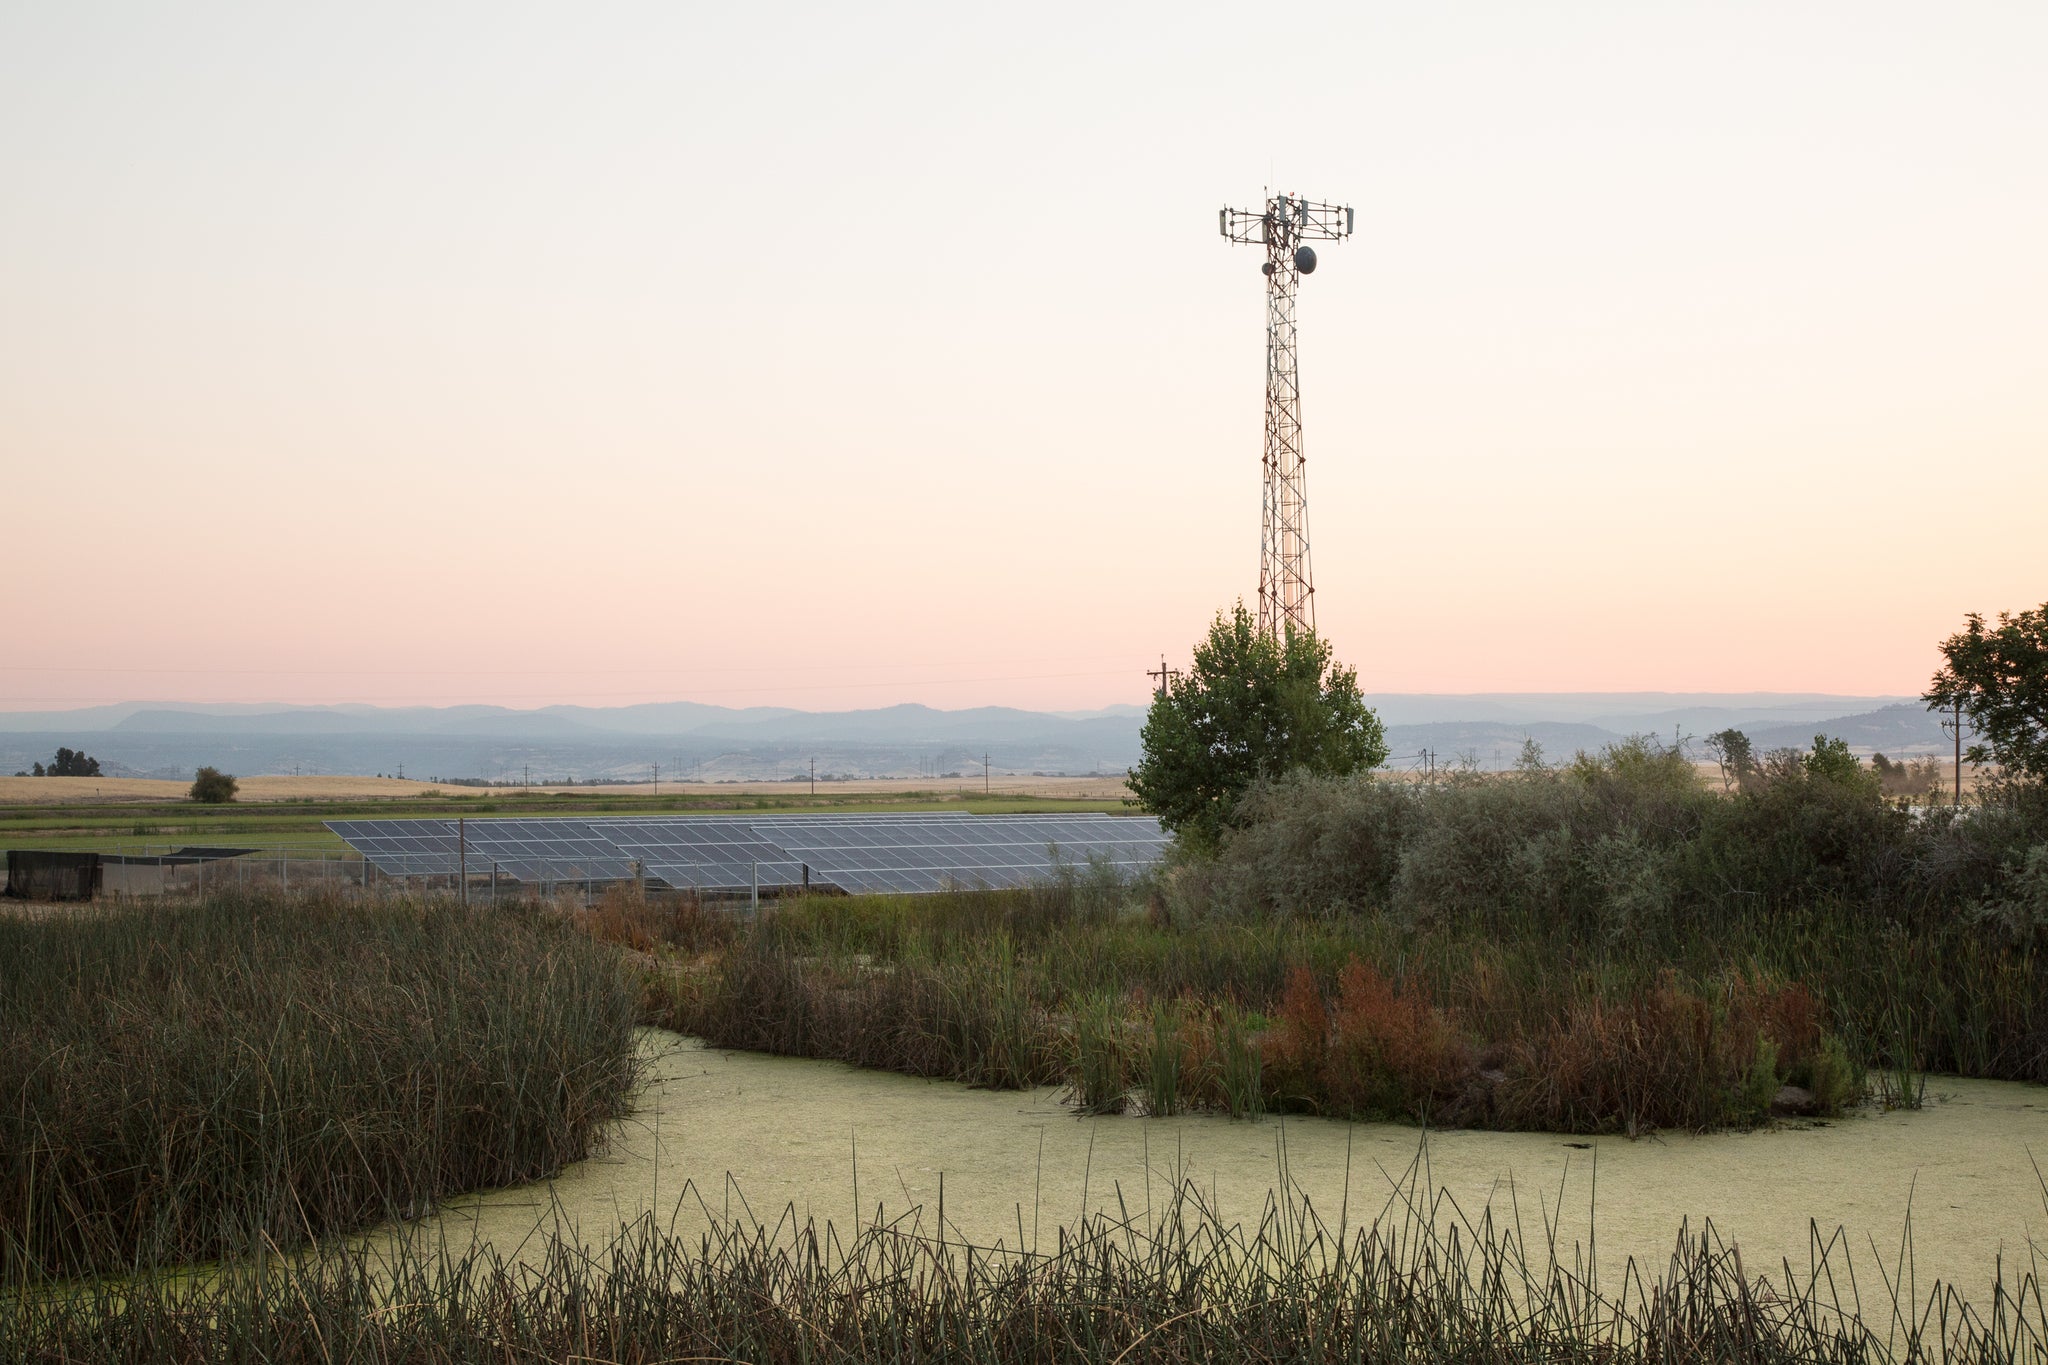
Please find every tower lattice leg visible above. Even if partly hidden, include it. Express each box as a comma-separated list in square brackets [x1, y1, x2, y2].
[1260, 251, 1313, 635]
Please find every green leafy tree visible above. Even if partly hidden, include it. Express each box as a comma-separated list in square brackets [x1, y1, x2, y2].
[1129, 602, 1387, 847]
[1804, 734, 1878, 794]
[36, 747, 101, 777]
[189, 766, 239, 804]
[1925, 603, 2048, 783]
[1703, 728, 1755, 793]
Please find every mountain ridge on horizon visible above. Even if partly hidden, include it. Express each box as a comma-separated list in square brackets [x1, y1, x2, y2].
[0, 692, 1916, 736]
[0, 695, 1916, 736]
[0, 694, 1944, 783]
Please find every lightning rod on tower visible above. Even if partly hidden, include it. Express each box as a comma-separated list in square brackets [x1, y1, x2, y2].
[1219, 192, 1352, 635]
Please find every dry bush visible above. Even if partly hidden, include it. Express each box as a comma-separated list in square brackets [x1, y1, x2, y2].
[576, 885, 736, 956]
[1260, 966, 1330, 1110]
[1500, 972, 1820, 1134]
[1324, 959, 1475, 1123]
[578, 883, 661, 953]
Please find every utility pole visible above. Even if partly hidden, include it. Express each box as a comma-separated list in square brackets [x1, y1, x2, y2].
[651, 761, 659, 796]
[984, 753, 990, 795]
[1146, 654, 1182, 699]
[810, 756, 816, 798]
[1941, 699, 1965, 806]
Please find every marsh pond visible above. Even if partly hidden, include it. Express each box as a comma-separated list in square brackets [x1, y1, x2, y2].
[417, 1030, 2048, 1297]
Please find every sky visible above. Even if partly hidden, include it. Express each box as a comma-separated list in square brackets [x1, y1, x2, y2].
[2, 2, 2043, 713]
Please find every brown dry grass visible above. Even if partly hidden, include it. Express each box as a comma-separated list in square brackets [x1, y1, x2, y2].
[0, 775, 459, 805]
[593, 775, 1134, 800]
[0, 773, 1133, 806]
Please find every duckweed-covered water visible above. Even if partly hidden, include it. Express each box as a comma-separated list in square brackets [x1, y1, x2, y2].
[425, 1030, 2048, 1295]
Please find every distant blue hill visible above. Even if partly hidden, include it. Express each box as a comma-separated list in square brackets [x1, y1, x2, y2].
[0, 692, 1930, 781]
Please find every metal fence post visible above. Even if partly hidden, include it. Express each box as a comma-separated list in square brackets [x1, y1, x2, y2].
[751, 861, 759, 914]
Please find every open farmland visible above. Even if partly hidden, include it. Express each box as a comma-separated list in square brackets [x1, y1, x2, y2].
[0, 772, 1133, 806]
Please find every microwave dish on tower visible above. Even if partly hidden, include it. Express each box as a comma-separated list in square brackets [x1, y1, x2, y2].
[1219, 192, 1351, 635]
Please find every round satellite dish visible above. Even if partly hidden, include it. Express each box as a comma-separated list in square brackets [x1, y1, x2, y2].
[1261, 261, 1275, 276]
[1294, 245, 1318, 274]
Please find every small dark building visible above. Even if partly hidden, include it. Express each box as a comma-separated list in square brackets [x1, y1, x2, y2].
[4, 850, 102, 901]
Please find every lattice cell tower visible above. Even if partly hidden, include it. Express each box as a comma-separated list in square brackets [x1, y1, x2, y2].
[1220, 192, 1352, 635]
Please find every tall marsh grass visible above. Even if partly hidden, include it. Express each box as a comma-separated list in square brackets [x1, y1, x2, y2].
[7, 1165, 2045, 1363]
[0, 890, 640, 1282]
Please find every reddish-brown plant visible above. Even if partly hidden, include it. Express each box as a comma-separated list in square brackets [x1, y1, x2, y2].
[1325, 958, 1474, 1121]
[1262, 966, 1330, 1109]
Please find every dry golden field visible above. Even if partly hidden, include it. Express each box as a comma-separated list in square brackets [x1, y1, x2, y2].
[582, 774, 1134, 800]
[0, 773, 1135, 807]
[0, 775, 456, 806]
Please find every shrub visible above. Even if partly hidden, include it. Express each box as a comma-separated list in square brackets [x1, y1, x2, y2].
[1204, 771, 1418, 916]
[1508, 975, 1729, 1135]
[1261, 966, 1330, 1110]
[1969, 842, 2048, 939]
[1805, 1034, 1861, 1114]
[1390, 776, 1575, 929]
[189, 765, 238, 803]
[1323, 958, 1473, 1122]
[1682, 772, 1910, 911]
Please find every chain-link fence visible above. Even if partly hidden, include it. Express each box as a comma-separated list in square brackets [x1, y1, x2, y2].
[1, 845, 724, 909]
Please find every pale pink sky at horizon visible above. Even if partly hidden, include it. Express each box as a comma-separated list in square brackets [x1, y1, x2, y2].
[3, 2, 2043, 713]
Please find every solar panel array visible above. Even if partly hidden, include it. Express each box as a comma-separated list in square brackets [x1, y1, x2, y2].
[750, 815, 1168, 893]
[597, 821, 810, 892]
[325, 812, 1173, 895]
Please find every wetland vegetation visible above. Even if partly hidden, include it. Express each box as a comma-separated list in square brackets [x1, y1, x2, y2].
[5, 734, 2045, 1361]
[648, 739, 2048, 1133]
[10, 1168, 2046, 1364]
[0, 891, 639, 1281]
